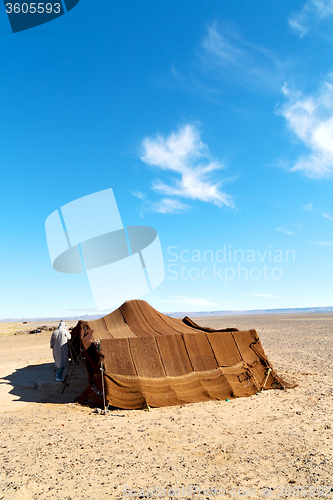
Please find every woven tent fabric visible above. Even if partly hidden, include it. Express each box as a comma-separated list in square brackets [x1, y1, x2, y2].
[71, 299, 291, 409]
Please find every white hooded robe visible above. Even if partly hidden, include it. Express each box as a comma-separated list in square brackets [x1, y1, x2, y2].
[50, 321, 71, 369]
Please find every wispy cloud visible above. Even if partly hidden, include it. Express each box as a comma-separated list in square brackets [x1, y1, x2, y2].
[302, 202, 333, 220]
[279, 80, 333, 177]
[200, 24, 285, 93]
[248, 292, 283, 299]
[303, 202, 315, 211]
[310, 240, 333, 245]
[288, 0, 333, 37]
[156, 296, 219, 308]
[140, 124, 234, 211]
[132, 192, 190, 216]
[277, 227, 295, 236]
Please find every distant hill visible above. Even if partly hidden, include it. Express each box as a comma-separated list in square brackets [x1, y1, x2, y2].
[169, 306, 333, 318]
[0, 314, 104, 323]
[1, 306, 333, 322]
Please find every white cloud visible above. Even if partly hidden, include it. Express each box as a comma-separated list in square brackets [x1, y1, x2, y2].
[310, 240, 333, 245]
[201, 24, 285, 92]
[151, 198, 189, 214]
[302, 202, 333, 220]
[203, 25, 250, 67]
[248, 292, 283, 299]
[132, 191, 145, 200]
[288, 0, 333, 37]
[141, 124, 234, 209]
[133, 192, 190, 216]
[156, 296, 219, 308]
[280, 80, 333, 177]
[302, 202, 314, 211]
[277, 227, 295, 236]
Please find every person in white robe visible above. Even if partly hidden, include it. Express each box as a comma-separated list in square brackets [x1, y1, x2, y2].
[50, 321, 71, 381]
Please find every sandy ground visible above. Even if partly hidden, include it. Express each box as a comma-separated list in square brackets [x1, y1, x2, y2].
[0, 314, 332, 500]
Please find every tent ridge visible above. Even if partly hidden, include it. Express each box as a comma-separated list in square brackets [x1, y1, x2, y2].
[230, 330, 244, 362]
[153, 334, 168, 377]
[118, 305, 135, 337]
[205, 331, 220, 367]
[156, 310, 187, 335]
[136, 300, 164, 336]
[101, 317, 112, 339]
[181, 332, 195, 372]
[127, 337, 139, 376]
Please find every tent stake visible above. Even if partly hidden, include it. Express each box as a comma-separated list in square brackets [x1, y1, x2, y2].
[261, 368, 272, 391]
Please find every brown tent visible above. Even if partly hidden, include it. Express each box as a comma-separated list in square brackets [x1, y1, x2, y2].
[70, 299, 290, 409]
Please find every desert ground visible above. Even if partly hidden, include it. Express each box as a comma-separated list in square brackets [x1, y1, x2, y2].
[0, 314, 332, 500]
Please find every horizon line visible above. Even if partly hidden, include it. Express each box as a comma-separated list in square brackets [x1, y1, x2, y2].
[1, 305, 333, 322]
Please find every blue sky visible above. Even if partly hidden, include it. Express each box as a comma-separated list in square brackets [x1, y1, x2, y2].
[1, 0, 333, 318]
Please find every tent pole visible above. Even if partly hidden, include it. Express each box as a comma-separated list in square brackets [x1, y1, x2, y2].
[61, 347, 84, 394]
[68, 341, 75, 364]
[100, 362, 107, 414]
